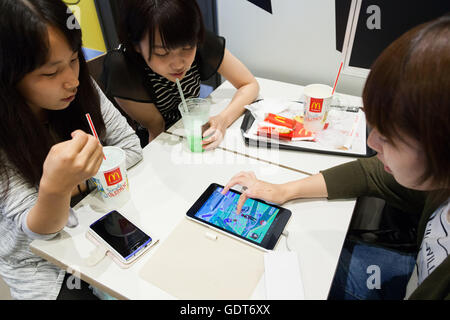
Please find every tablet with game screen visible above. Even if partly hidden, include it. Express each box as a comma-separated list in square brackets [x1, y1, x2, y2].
[186, 183, 292, 250]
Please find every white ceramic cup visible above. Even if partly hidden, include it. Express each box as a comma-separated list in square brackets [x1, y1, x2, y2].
[303, 84, 333, 132]
[91, 146, 130, 208]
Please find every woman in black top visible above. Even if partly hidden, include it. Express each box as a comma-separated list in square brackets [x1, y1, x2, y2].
[101, 0, 259, 147]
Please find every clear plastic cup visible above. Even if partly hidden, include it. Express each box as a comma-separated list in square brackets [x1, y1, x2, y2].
[178, 98, 210, 152]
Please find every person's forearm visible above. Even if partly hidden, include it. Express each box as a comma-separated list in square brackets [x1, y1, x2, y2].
[70, 181, 88, 198]
[280, 173, 328, 203]
[27, 181, 71, 235]
[114, 97, 165, 143]
[147, 124, 164, 143]
[218, 80, 259, 128]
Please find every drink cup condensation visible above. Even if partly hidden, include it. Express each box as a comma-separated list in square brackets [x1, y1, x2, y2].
[178, 98, 210, 152]
[91, 146, 130, 208]
[303, 84, 333, 132]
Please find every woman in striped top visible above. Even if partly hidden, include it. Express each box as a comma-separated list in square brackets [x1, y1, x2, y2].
[101, 0, 260, 148]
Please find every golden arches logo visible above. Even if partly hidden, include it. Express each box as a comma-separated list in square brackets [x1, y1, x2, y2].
[104, 167, 123, 186]
[108, 172, 120, 183]
[309, 98, 323, 113]
[274, 115, 286, 123]
[295, 127, 312, 136]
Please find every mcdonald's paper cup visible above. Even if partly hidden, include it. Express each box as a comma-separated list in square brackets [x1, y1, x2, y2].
[303, 84, 333, 132]
[91, 146, 130, 208]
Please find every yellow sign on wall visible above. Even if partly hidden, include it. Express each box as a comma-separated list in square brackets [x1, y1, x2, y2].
[64, 0, 106, 53]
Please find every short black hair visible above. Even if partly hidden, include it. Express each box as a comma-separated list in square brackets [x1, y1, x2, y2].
[120, 0, 205, 57]
[363, 15, 450, 190]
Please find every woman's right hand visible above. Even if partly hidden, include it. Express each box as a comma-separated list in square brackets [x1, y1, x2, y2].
[221, 171, 287, 215]
[40, 130, 104, 195]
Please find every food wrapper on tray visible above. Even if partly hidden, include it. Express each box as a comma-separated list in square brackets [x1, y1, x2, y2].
[243, 98, 367, 155]
[257, 113, 315, 141]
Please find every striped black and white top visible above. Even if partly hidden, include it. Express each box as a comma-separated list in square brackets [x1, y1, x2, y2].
[145, 63, 201, 128]
[102, 30, 225, 130]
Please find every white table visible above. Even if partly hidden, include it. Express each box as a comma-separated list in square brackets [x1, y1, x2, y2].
[31, 132, 355, 300]
[168, 77, 365, 175]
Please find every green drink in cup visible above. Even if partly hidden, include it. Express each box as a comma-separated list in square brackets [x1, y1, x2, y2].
[178, 98, 210, 152]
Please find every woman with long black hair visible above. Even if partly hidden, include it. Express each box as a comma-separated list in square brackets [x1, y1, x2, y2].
[0, 0, 142, 299]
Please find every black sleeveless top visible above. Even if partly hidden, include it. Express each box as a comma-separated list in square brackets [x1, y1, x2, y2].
[100, 30, 225, 129]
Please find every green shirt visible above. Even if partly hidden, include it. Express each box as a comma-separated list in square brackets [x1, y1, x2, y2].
[321, 157, 450, 299]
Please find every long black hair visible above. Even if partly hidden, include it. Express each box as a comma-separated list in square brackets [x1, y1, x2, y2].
[0, 0, 106, 191]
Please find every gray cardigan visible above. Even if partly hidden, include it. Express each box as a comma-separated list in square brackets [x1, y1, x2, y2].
[0, 82, 143, 299]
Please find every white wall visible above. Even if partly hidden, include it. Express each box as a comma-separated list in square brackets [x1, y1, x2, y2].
[217, 0, 366, 97]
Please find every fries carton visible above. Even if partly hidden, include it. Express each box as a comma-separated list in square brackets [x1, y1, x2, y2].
[256, 113, 315, 141]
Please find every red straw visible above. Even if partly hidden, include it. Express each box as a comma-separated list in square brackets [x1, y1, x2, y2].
[85, 113, 106, 160]
[332, 62, 343, 95]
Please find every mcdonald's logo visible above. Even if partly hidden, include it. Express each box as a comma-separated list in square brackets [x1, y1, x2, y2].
[293, 127, 313, 138]
[274, 115, 286, 123]
[104, 167, 123, 186]
[309, 98, 323, 113]
[265, 113, 296, 129]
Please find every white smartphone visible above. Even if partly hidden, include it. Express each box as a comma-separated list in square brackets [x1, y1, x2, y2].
[87, 210, 153, 266]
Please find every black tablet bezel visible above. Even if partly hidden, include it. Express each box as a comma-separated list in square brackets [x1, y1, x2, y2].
[186, 183, 292, 250]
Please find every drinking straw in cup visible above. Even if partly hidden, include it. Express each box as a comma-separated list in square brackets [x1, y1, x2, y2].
[175, 78, 210, 152]
[85, 113, 106, 160]
[176, 78, 189, 114]
[332, 62, 343, 95]
[303, 62, 344, 132]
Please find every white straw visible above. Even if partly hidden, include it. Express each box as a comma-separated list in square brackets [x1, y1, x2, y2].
[176, 78, 189, 113]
